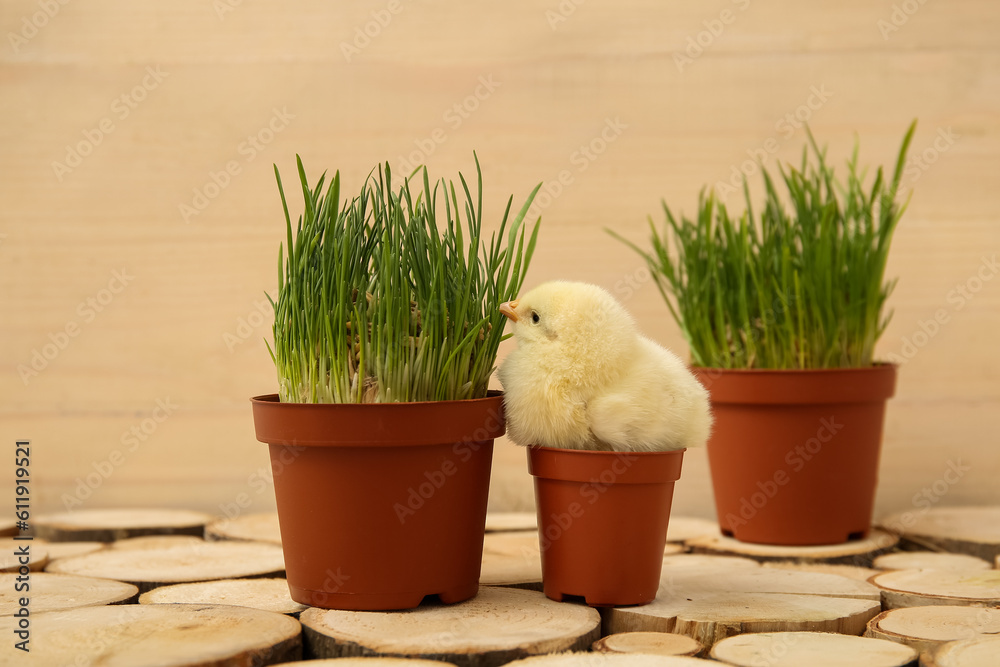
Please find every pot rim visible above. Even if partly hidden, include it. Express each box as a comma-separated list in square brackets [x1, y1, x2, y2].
[691, 363, 897, 405]
[527, 445, 685, 484]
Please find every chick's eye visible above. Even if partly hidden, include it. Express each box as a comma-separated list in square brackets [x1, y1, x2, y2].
[531, 311, 540, 324]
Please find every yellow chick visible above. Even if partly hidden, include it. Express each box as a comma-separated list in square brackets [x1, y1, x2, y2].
[497, 281, 711, 452]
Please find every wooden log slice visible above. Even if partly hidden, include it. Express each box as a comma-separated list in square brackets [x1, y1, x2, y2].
[140, 578, 307, 616]
[866, 607, 1000, 654]
[666, 518, 720, 543]
[880, 507, 1000, 562]
[763, 562, 880, 581]
[0, 603, 301, 666]
[871, 569, 1000, 609]
[710, 631, 918, 667]
[923, 635, 1000, 667]
[273, 660, 456, 666]
[205, 512, 282, 544]
[505, 654, 715, 665]
[34, 508, 213, 542]
[0, 538, 47, 572]
[480, 531, 542, 590]
[604, 566, 881, 647]
[300, 586, 600, 666]
[45, 541, 106, 562]
[0, 520, 15, 538]
[109, 535, 207, 550]
[0, 572, 137, 614]
[661, 554, 760, 571]
[47, 540, 285, 593]
[593, 632, 705, 657]
[874, 552, 993, 572]
[686, 529, 898, 566]
[485, 512, 537, 532]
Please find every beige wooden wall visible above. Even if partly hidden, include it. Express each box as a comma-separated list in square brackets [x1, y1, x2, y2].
[2, 0, 998, 523]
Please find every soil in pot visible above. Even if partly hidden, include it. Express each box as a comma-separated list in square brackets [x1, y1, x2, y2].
[251, 391, 504, 611]
[694, 365, 896, 546]
[528, 446, 685, 607]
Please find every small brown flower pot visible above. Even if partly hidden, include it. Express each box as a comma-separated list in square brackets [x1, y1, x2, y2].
[528, 446, 685, 607]
[693, 365, 897, 546]
[250, 391, 504, 611]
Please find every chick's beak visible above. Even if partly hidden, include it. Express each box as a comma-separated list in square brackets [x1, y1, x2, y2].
[499, 300, 519, 323]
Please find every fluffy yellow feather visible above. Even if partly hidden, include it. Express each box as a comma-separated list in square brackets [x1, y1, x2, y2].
[497, 281, 712, 452]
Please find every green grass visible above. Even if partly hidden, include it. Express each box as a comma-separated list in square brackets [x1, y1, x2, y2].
[268, 154, 541, 403]
[611, 122, 916, 370]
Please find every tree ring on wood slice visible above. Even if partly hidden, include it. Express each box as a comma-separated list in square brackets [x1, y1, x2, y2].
[300, 586, 600, 666]
[0, 603, 301, 665]
[685, 529, 898, 566]
[710, 631, 917, 667]
[480, 531, 542, 590]
[763, 561, 880, 581]
[874, 552, 993, 572]
[604, 565, 881, 647]
[485, 512, 538, 532]
[879, 507, 1000, 562]
[925, 635, 1000, 667]
[505, 654, 716, 665]
[593, 632, 704, 657]
[870, 569, 1000, 609]
[205, 512, 282, 544]
[34, 508, 213, 542]
[0, 573, 137, 614]
[44, 541, 106, 562]
[47, 540, 285, 593]
[865, 606, 1000, 654]
[0, 538, 47, 572]
[139, 578, 307, 616]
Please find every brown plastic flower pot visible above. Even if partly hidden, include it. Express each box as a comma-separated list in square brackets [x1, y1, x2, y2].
[693, 365, 897, 546]
[528, 446, 685, 607]
[250, 391, 504, 610]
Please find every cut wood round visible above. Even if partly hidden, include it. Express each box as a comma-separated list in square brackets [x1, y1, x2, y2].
[140, 578, 307, 616]
[710, 631, 918, 667]
[880, 507, 1000, 563]
[686, 529, 898, 566]
[45, 541, 106, 562]
[923, 635, 1000, 667]
[0, 603, 301, 666]
[0, 538, 47, 572]
[874, 552, 993, 572]
[47, 540, 285, 593]
[300, 586, 600, 666]
[505, 654, 715, 665]
[485, 512, 537, 532]
[661, 554, 760, 571]
[605, 564, 881, 647]
[865, 606, 1000, 654]
[34, 508, 213, 542]
[0, 573, 137, 613]
[763, 561, 880, 581]
[205, 512, 282, 544]
[109, 534, 207, 550]
[481, 530, 542, 590]
[0, 520, 15, 538]
[273, 660, 456, 666]
[871, 569, 1000, 609]
[593, 632, 704, 657]
[666, 518, 720, 543]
